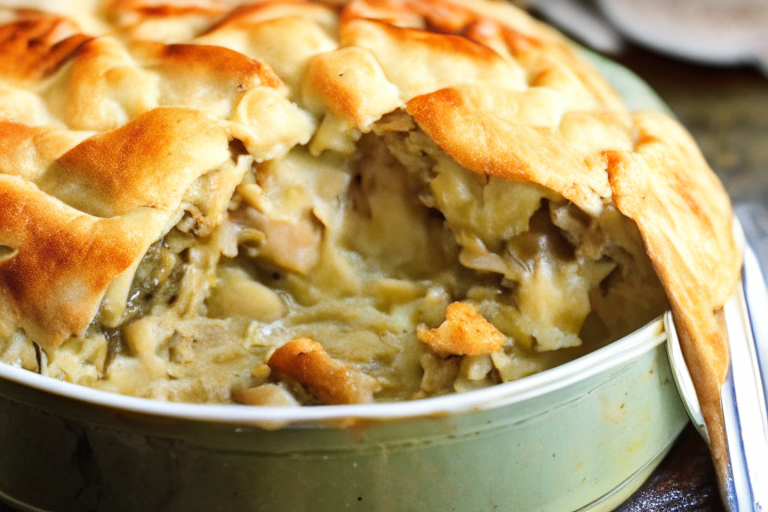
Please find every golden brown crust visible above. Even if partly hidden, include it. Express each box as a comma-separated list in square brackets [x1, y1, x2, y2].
[0, 107, 239, 347]
[407, 85, 629, 215]
[45, 36, 154, 131]
[605, 111, 741, 488]
[418, 302, 506, 356]
[51, 107, 231, 217]
[110, 0, 230, 18]
[302, 45, 403, 130]
[267, 338, 381, 405]
[0, 175, 165, 347]
[208, 0, 336, 31]
[340, 18, 525, 103]
[137, 41, 283, 90]
[0, 15, 92, 82]
[0, 122, 85, 181]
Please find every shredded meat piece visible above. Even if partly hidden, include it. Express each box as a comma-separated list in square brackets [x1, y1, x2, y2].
[417, 302, 506, 356]
[267, 337, 381, 405]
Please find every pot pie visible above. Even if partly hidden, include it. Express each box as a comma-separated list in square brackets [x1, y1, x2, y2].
[0, 0, 739, 452]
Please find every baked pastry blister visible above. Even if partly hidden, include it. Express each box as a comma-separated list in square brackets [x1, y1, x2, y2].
[0, 0, 739, 453]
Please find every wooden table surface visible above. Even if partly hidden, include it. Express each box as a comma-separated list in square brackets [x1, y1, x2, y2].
[617, 425, 724, 512]
[1, 43, 766, 512]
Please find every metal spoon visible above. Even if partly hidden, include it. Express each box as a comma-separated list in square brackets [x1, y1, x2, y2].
[667, 203, 768, 511]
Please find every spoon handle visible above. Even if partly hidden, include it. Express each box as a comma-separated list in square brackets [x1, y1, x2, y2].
[735, 204, 768, 404]
[720, 204, 768, 511]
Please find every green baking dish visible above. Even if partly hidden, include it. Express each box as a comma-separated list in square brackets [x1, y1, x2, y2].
[0, 51, 690, 512]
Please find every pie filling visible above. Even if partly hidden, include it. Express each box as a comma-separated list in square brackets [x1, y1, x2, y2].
[0, 111, 668, 406]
